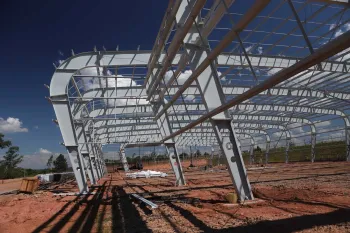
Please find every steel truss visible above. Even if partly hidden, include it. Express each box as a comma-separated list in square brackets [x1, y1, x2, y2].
[49, 0, 350, 199]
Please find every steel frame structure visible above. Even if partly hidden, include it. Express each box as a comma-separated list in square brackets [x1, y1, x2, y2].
[49, 0, 350, 200]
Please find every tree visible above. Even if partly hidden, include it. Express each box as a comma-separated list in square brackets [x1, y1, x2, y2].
[0, 146, 23, 179]
[196, 149, 201, 157]
[53, 154, 68, 172]
[47, 155, 54, 171]
[254, 146, 262, 153]
[0, 133, 11, 149]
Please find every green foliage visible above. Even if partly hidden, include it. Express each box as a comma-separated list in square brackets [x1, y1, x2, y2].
[210, 140, 348, 166]
[47, 155, 54, 170]
[0, 133, 11, 149]
[179, 152, 189, 158]
[53, 154, 68, 172]
[241, 140, 347, 164]
[0, 146, 23, 179]
[254, 146, 262, 152]
[0, 166, 52, 179]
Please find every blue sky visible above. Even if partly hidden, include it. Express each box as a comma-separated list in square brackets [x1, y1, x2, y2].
[0, 0, 168, 168]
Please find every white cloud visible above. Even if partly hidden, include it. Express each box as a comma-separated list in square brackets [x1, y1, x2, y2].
[184, 94, 195, 102]
[164, 70, 192, 85]
[34, 125, 39, 130]
[334, 29, 343, 38]
[39, 148, 52, 155]
[58, 60, 64, 65]
[267, 68, 282, 75]
[329, 24, 336, 30]
[78, 67, 149, 107]
[0, 117, 28, 133]
[164, 70, 225, 86]
[345, 22, 350, 31]
[314, 120, 331, 128]
[332, 22, 350, 39]
[243, 45, 263, 55]
[245, 45, 253, 53]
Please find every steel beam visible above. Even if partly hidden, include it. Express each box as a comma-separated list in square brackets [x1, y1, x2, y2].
[145, 0, 182, 85]
[157, 0, 235, 100]
[161, 30, 350, 142]
[155, 0, 271, 119]
[147, 0, 206, 99]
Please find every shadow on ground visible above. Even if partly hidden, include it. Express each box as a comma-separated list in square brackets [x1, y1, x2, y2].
[167, 201, 350, 233]
[32, 178, 151, 233]
[31, 172, 350, 233]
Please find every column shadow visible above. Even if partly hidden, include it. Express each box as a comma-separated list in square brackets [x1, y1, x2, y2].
[111, 186, 152, 233]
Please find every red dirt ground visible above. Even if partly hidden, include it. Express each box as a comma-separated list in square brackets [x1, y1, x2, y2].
[0, 161, 350, 232]
[0, 178, 23, 193]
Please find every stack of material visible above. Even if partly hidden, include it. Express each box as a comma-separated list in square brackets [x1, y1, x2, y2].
[38, 172, 74, 183]
[38, 174, 54, 183]
[19, 178, 39, 193]
[126, 170, 167, 179]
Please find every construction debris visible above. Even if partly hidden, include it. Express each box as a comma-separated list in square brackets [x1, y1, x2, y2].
[38, 172, 74, 183]
[130, 193, 158, 209]
[126, 170, 167, 179]
[225, 192, 238, 203]
[19, 178, 39, 194]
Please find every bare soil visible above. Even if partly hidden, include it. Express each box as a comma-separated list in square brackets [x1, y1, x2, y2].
[1, 161, 350, 233]
[0, 178, 22, 193]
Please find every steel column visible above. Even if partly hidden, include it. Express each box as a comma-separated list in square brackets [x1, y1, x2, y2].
[76, 124, 97, 185]
[249, 142, 254, 165]
[51, 96, 89, 193]
[311, 133, 317, 163]
[119, 147, 129, 172]
[66, 146, 89, 193]
[90, 145, 101, 180]
[247, 136, 255, 165]
[285, 137, 291, 163]
[213, 120, 254, 201]
[346, 127, 350, 162]
[177, 19, 253, 199]
[209, 147, 214, 168]
[165, 142, 186, 186]
[341, 116, 350, 161]
[152, 101, 186, 185]
[81, 153, 96, 184]
[265, 139, 270, 164]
